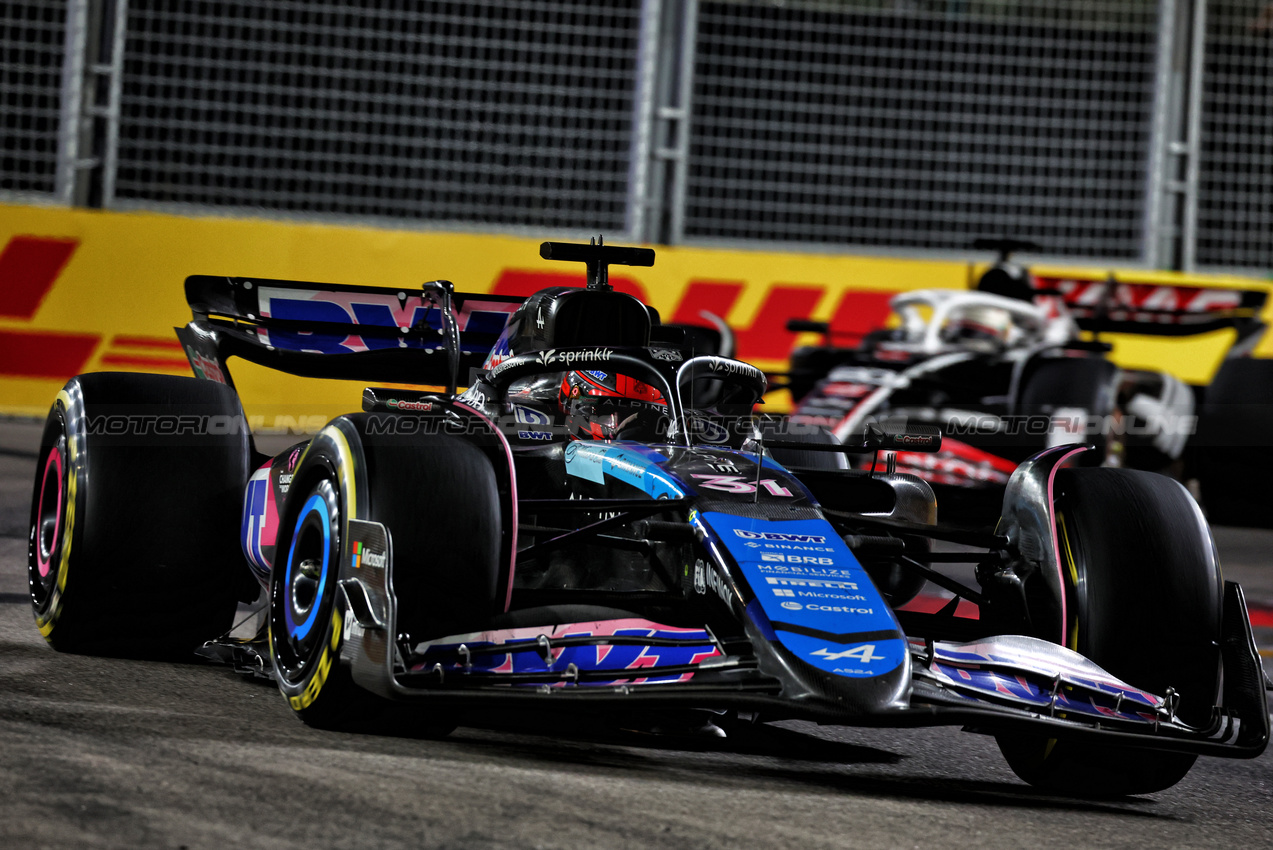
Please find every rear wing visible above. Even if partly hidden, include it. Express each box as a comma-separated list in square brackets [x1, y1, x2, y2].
[1029, 270, 1268, 338]
[176, 275, 524, 390]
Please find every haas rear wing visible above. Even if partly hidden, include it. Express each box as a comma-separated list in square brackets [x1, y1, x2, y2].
[1031, 270, 1268, 340]
[176, 275, 524, 390]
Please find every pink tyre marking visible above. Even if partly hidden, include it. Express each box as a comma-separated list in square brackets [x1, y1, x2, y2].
[1047, 446, 1088, 645]
[36, 446, 63, 578]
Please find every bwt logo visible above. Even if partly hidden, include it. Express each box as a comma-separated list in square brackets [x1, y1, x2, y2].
[734, 529, 827, 544]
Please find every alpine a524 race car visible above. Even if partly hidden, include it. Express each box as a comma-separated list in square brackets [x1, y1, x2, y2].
[780, 240, 1272, 522]
[28, 240, 1268, 798]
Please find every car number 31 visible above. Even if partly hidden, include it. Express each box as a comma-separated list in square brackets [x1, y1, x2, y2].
[691, 474, 794, 496]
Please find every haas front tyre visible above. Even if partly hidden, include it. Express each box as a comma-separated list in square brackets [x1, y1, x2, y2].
[29, 373, 252, 656]
[995, 467, 1223, 797]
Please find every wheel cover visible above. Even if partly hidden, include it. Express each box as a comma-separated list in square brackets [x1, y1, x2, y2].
[273, 478, 340, 684]
[32, 441, 64, 590]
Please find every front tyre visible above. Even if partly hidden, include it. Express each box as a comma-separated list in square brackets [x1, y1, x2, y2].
[995, 467, 1222, 797]
[269, 470, 376, 729]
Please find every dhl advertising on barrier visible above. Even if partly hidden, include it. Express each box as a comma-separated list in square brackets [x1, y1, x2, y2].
[0, 203, 1268, 426]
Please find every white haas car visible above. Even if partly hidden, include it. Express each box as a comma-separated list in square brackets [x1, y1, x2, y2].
[781, 242, 1269, 524]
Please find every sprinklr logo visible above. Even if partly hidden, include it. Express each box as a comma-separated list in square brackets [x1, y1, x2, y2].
[534, 348, 614, 367]
[709, 358, 761, 378]
[351, 541, 386, 569]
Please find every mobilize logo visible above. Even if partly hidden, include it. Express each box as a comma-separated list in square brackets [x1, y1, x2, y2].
[758, 564, 854, 577]
[351, 541, 386, 569]
[734, 529, 827, 544]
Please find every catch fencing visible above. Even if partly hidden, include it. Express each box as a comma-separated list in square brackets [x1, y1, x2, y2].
[2, 0, 1269, 273]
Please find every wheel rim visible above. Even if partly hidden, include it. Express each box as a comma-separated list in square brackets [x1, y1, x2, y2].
[274, 478, 340, 683]
[30, 438, 65, 605]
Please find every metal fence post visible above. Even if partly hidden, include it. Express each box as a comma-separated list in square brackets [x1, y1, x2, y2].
[54, 0, 89, 205]
[627, 0, 662, 244]
[1181, 0, 1208, 271]
[98, 0, 129, 208]
[1143, 0, 1181, 269]
[641, 0, 697, 246]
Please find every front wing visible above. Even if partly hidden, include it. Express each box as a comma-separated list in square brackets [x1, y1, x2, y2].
[326, 513, 1268, 759]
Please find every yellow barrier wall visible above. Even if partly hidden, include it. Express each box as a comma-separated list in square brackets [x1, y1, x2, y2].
[0, 203, 1267, 425]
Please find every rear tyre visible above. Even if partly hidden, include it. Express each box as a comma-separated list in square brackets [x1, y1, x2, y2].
[28, 373, 251, 656]
[995, 467, 1222, 797]
[1195, 357, 1273, 527]
[1015, 356, 1118, 458]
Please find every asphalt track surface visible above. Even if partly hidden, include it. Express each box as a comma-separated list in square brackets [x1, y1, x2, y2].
[1, 418, 1271, 849]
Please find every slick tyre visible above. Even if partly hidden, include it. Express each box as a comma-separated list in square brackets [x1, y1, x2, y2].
[1194, 357, 1273, 527]
[269, 470, 374, 730]
[269, 415, 504, 731]
[995, 467, 1222, 797]
[28, 373, 252, 656]
[1015, 356, 1118, 458]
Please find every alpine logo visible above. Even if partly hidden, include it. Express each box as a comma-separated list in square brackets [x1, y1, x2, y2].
[812, 644, 885, 663]
[734, 529, 827, 544]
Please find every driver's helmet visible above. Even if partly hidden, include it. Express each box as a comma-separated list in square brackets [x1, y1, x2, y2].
[940, 304, 1013, 351]
[559, 368, 668, 441]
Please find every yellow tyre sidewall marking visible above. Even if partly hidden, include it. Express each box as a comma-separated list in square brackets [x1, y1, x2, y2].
[288, 607, 344, 711]
[37, 391, 77, 637]
[282, 421, 357, 711]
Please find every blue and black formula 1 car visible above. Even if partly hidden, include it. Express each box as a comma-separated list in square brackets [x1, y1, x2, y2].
[28, 240, 1269, 797]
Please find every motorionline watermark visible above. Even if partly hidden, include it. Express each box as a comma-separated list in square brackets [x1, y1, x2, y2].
[941, 411, 1198, 439]
[76, 408, 1208, 446]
